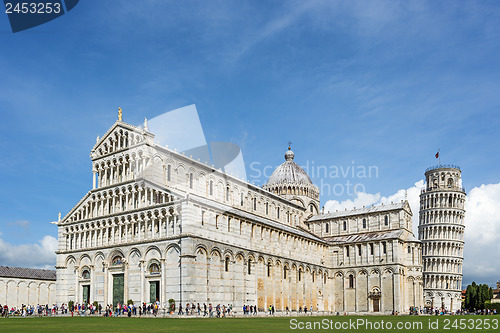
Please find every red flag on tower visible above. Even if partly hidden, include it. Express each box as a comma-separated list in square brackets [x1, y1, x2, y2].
[435, 151, 439, 159]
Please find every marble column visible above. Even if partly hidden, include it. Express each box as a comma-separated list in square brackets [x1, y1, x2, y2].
[160, 258, 166, 305]
[139, 260, 145, 304]
[124, 261, 129, 303]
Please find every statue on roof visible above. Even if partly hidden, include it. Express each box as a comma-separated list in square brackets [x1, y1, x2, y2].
[118, 107, 123, 121]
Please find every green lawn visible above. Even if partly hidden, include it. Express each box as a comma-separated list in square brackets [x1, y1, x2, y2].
[0, 315, 498, 332]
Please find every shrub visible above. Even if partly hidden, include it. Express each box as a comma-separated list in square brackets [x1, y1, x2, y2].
[484, 301, 500, 312]
[127, 299, 134, 305]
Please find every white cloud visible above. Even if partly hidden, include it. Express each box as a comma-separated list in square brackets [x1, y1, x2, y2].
[324, 192, 382, 212]
[463, 183, 500, 285]
[232, 1, 318, 60]
[0, 235, 57, 270]
[7, 220, 31, 231]
[323, 181, 500, 286]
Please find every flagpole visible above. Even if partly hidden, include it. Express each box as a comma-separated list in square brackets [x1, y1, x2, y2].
[439, 148, 441, 167]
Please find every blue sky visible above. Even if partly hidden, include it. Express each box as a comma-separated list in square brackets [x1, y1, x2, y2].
[1, 1, 500, 285]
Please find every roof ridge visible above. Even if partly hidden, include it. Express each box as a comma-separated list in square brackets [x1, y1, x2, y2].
[0, 265, 56, 280]
[309, 201, 406, 221]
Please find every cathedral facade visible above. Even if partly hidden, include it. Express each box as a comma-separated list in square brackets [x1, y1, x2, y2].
[55, 116, 424, 313]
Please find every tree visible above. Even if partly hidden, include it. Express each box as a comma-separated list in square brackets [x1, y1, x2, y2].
[478, 284, 485, 309]
[465, 285, 473, 309]
[470, 282, 478, 309]
[464, 282, 494, 310]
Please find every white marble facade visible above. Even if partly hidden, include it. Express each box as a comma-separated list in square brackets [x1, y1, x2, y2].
[0, 267, 56, 308]
[55, 118, 424, 313]
[419, 166, 465, 312]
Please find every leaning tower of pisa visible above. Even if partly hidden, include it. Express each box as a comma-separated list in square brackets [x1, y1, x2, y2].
[418, 165, 465, 312]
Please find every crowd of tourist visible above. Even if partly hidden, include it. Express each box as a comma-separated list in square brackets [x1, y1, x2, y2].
[176, 303, 233, 318]
[1, 304, 65, 317]
[1, 302, 497, 318]
[461, 308, 498, 315]
[414, 307, 497, 316]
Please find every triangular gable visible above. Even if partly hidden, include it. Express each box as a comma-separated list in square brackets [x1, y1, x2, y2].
[60, 191, 92, 224]
[59, 178, 187, 225]
[90, 121, 154, 160]
[402, 200, 413, 216]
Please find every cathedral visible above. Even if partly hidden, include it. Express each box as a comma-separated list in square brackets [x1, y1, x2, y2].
[55, 112, 425, 314]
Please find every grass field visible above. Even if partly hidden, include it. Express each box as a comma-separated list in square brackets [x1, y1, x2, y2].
[0, 315, 498, 332]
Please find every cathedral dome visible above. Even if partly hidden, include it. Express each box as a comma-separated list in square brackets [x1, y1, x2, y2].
[263, 146, 320, 211]
[266, 147, 313, 186]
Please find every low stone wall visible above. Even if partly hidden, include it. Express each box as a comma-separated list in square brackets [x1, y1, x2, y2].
[0, 276, 56, 308]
